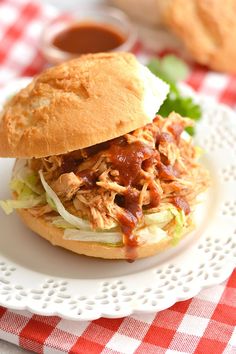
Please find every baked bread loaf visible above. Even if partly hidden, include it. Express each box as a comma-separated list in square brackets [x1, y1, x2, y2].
[164, 0, 236, 73]
[111, 0, 236, 73]
[110, 0, 166, 26]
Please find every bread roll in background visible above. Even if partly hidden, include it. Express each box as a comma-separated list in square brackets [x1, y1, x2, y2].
[110, 0, 167, 26]
[111, 0, 236, 74]
[164, 0, 236, 73]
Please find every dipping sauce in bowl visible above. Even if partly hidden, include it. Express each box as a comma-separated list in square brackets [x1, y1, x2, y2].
[41, 6, 137, 64]
[53, 22, 126, 54]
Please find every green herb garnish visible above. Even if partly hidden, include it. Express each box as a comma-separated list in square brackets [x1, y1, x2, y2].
[147, 55, 202, 135]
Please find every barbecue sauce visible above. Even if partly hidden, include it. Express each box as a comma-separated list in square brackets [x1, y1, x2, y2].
[109, 140, 154, 186]
[171, 196, 191, 215]
[158, 164, 179, 180]
[148, 179, 161, 208]
[53, 22, 126, 55]
[77, 169, 97, 189]
[62, 158, 79, 174]
[117, 190, 142, 261]
[109, 140, 160, 259]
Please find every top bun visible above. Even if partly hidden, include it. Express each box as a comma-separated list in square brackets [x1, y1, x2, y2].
[0, 52, 168, 158]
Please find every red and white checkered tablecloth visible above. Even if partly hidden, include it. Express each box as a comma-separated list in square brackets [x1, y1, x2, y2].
[0, 0, 236, 353]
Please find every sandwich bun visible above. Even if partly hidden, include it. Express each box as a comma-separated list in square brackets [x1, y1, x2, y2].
[17, 207, 190, 259]
[0, 52, 168, 158]
[0, 52, 199, 260]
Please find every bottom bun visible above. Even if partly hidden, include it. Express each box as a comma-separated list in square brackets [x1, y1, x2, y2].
[17, 209, 191, 260]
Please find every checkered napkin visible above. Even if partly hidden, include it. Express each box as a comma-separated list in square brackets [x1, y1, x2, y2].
[0, 0, 236, 353]
[0, 273, 235, 354]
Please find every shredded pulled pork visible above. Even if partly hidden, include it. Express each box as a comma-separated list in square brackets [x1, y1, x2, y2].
[28, 113, 209, 245]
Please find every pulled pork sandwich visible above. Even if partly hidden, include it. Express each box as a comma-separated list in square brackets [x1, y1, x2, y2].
[0, 53, 209, 259]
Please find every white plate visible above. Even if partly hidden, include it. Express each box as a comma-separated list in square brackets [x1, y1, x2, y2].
[0, 78, 235, 321]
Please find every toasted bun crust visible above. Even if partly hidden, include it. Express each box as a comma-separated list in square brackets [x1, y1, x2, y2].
[163, 0, 236, 73]
[16, 208, 188, 260]
[0, 52, 168, 158]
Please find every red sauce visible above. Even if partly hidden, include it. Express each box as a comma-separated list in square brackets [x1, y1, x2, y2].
[117, 190, 141, 261]
[148, 179, 161, 208]
[77, 169, 97, 189]
[171, 196, 191, 215]
[158, 164, 179, 180]
[84, 141, 111, 158]
[117, 191, 141, 243]
[52, 22, 126, 55]
[109, 140, 154, 186]
[108, 140, 161, 259]
[142, 152, 161, 171]
[160, 153, 169, 165]
[62, 157, 80, 173]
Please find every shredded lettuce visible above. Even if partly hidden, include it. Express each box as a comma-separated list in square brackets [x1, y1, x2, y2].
[53, 206, 186, 245]
[53, 214, 169, 245]
[63, 224, 169, 245]
[137, 225, 168, 244]
[52, 217, 75, 229]
[144, 210, 173, 228]
[53, 216, 122, 244]
[39, 170, 91, 230]
[145, 205, 187, 245]
[0, 162, 46, 215]
[53, 215, 169, 245]
[10, 179, 33, 199]
[12, 159, 43, 194]
[24, 173, 43, 194]
[144, 207, 186, 238]
[173, 210, 186, 238]
[0, 196, 45, 215]
[46, 194, 57, 211]
[64, 228, 122, 244]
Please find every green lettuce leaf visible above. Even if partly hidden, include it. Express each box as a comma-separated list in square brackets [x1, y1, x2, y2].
[64, 228, 122, 244]
[0, 196, 45, 215]
[39, 170, 91, 230]
[172, 210, 186, 245]
[144, 210, 173, 228]
[52, 217, 75, 229]
[0, 172, 46, 215]
[46, 194, 57, 211]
